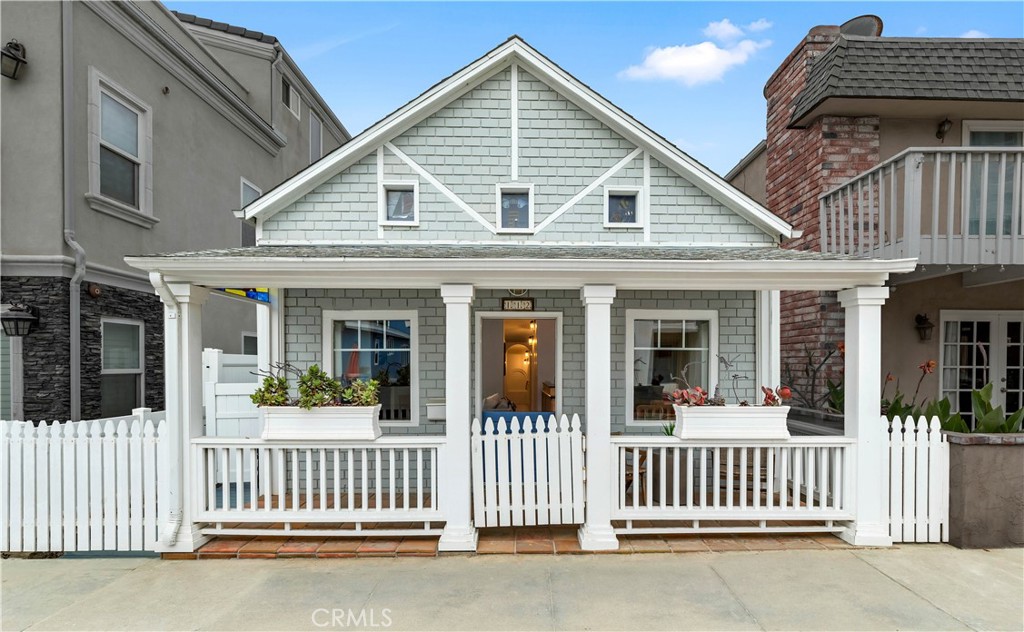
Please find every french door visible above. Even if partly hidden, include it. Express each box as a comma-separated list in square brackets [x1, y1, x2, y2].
[940, 310, 1024, 428]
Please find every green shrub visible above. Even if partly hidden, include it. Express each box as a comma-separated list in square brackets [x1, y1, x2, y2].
[342, 378, 380, 407]
[297, 364, 343, 410]
[250, 375, 290, 407]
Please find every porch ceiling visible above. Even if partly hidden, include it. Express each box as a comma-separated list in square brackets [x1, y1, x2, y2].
[125, 245, 916, 291]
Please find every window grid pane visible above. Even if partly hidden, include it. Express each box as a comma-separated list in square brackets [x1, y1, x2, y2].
[100, 146, 139, 207]
[633, 318, 711, 421]
[332, 317, 414, 422]
[386, 189, 415, 221]
[101, 93, 139, 157]
[102, 321, 141, 371]
[608, 194, 638, 224]
[500, 192, 530, 228]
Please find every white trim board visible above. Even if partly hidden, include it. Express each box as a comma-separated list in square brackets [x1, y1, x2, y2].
[242, 38, 794, 240]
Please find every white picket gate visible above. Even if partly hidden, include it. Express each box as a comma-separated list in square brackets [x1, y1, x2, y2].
[886, 416, 949, 543]
[1, 410, 165, 552]
[471, 414, 585, 528]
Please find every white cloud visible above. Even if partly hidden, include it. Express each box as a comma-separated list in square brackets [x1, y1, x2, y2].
[746, 19, 773, 33]
[915, 26, 928, 35]
[960, 29, 990, 38]
[620, 38, 771, 87]
[703, 18, 745, 42]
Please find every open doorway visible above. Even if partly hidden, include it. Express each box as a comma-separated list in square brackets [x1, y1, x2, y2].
[476, 314, 560, 422]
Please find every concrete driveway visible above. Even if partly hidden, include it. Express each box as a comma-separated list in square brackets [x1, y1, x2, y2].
[2, 545, 1022, 631]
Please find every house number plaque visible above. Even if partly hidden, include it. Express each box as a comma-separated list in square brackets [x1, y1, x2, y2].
[502, 297, 535, 311]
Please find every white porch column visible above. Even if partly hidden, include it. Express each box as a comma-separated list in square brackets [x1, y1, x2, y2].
[156, 282, 210, 553]
[837, 286, 892, 547]
[438, 283, 477, 551]
[756, 290, 781, 389]
[578, 284, 618, 551]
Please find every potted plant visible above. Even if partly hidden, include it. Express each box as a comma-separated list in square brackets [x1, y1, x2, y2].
[940, 383, 1023, 549]
[252, 363, 382, 441]
[670, 385, 791, 440]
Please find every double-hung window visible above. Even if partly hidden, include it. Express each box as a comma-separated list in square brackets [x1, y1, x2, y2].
[88, 68, 154, 226]
[323, 311, 418, 425]
[101, 318, 144, 418]
[626, 310, 717, 424]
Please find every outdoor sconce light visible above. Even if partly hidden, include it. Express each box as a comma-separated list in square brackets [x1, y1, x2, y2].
[1, 303, 38, 337]
[935, 118, 952, 142]
[914, 313, 935, 342]
[1, 40, 27, 80]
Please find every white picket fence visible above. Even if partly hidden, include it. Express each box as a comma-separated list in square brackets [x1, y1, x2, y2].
[1, 409, 166, 552]
[887, 416, 949, 543]
[471, 414, 585, 528]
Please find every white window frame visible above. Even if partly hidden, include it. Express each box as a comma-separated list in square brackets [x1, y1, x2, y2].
[241, 331, 258, 356]
[939, 309, 1024, 415]
[321, 310, 420, 427]
[282, 75, 301, 120]
[378, 181, 420, 227]
[603, 185, 645, 228]
[86, 67, 155, 228]
[240, 177, 262, 208]
[962, 120, 1024, 145]
[495, 183, 535, 233]
[100, 317, 145, 408]
[624, 309, 718, 426]
[310, 113, 323, 164]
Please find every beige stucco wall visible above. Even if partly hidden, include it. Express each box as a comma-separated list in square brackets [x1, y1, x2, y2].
[726, 148, 767, 207]
[882, 274, 1024, 404]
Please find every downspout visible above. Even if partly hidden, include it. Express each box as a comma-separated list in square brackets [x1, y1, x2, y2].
[62, 1, 86, 421]
[270, 47, 283, 129]
[151, 273, 183, 545]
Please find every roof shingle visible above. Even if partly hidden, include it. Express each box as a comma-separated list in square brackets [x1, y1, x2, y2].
[791, 35, 1024, 126]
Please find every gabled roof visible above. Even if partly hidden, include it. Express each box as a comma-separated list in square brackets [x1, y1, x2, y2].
[171, 11, 278, 45]
[244, 36, 794, 240]
[791, 35, 1024, 127]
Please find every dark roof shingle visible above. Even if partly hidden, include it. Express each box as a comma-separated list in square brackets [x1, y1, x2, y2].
[791, 35, 1024, 126]
[171, 10, 278, 45]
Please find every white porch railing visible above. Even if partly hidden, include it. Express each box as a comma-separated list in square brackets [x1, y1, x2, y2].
[470, 414, 585, 528]
[192, 437, 445, 537]
[887, 416, 949, 543]
[2, 409, 166, 552]
[609, 436, 854, 534]
[819, 147, 1024, 265]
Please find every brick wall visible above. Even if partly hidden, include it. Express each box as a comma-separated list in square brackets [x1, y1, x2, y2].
[765, 26, 881, 408]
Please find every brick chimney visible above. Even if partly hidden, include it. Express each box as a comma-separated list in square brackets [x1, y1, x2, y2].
[764, 24, 881, 410]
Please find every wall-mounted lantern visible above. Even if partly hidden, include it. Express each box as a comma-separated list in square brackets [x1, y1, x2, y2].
[1, 303, 38, 337]
[1, 40, 27, 80]
[935, 118, 952, 142]
[914, 313, 935, 342]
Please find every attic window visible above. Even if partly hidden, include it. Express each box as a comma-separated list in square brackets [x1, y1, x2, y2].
[281, 76, 299, 118]
[380, 181, 419, 226]
[604, 187, 643, 228]
[496, 184, 534, 233]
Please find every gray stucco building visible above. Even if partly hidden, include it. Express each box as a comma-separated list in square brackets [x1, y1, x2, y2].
[0, 1, 349, 420]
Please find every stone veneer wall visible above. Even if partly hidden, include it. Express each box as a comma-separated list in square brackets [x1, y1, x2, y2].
[764, 26, 881, 407]
[283, 288, 757, 436]
[0, 277, 163, 420]
[79, 281, 164, 420]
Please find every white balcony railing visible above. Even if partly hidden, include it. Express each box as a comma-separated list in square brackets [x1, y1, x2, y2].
[819, 147, 1024, 265]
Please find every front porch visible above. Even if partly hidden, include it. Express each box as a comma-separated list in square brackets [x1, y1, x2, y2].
[126, 244, 915, 553]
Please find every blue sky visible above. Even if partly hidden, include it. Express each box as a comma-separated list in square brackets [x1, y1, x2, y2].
[166, 1, 1024, 174]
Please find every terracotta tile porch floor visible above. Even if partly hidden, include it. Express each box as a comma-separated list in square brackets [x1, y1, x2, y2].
[178, 526, 854, 560]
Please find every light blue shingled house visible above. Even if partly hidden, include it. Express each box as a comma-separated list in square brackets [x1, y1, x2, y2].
[127, 37, 914, 554]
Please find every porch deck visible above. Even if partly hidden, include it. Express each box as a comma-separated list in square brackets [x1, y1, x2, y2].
[182, 525, 854, 559]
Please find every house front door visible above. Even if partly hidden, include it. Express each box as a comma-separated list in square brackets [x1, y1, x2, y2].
[940, 310, 1024, 427]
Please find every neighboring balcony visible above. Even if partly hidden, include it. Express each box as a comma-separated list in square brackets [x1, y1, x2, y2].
[820, 147, 1024, 266]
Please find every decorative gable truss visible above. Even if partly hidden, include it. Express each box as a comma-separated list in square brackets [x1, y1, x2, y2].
[251, 39, 794, 246]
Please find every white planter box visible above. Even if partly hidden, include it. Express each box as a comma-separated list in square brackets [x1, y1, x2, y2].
[259, 405, 382, 441]
[673, 404, 791, 440]
[426, 400, 446, 421]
